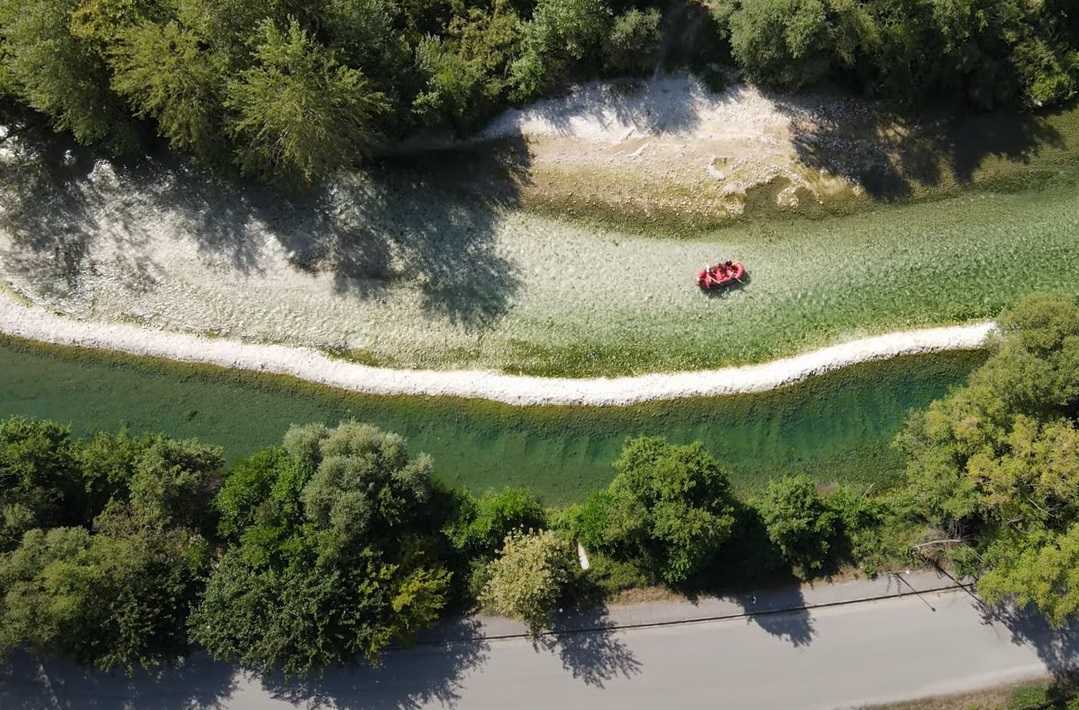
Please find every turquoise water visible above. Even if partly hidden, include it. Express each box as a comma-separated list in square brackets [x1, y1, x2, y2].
[0, 337, 985, 503]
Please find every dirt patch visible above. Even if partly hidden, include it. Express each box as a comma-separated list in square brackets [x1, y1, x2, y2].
[415, 73, 1079, 233]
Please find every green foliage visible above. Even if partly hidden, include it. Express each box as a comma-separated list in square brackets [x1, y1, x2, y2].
[189, 420, 450, 675]
[110, 19, 225, 156]
[898, 294, 1079, 624]
[413, 0, 523, 132]
[576, 436, 737, 585]
[510, 0, 612, 100]
[0, 417, 81, 550]
[447, 487, 547, 558]
[481, 529, 573, 635]
[1008, 676, 1079, 710]
[978, 524, 1079, 628]
[0, 0, 131, 146]
[214, 446, 288, 540]
[3, 0, 1077, 182]
[224, 18, 388, 183]
[604, 8, 662, 75]
[757, 474, 839, 572]
[728, 0, 832, 88]
[0, 419, 220, 672]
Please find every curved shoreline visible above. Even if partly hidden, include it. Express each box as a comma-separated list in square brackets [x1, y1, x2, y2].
[0, 298, 996, 406]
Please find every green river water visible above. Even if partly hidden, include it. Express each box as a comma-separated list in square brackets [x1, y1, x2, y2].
[0, 336, 986, 503]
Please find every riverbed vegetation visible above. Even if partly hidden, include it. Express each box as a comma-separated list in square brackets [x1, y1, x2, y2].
[1, 295, 1075, 673]
[1, 0, 1077, 184]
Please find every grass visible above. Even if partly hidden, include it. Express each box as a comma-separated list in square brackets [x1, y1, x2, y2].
[0, 335, 985, 504]
[498, 177, 1079, 376]
[866, 675, 1079, 710]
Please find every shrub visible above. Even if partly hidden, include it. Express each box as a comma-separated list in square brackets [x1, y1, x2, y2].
[481, 529, 573, 635]
[577, 436, 738, 585]
[447, 487, 547, 559]
[757, 474, 839, 573]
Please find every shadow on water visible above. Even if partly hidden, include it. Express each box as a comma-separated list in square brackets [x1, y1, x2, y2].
[783, 101, 1067, 200]
[0, 118, 531, 331]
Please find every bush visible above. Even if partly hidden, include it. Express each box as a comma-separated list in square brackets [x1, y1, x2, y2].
[576, 436, 738, 585]
[757, 474, 839, 573]
[481, 529, 573, 635]
[447, 487, 547, 559]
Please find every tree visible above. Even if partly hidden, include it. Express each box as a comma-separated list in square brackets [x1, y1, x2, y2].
[510, 0, 611, 101]
[0, 422, 221, 672]
[110, 19, 226, 156]
[481, 529, 573, 635]
[224, 18, 388, 183]
[0, 0, 134, 147]
[413, 0, 523, 133]
[576, 437, 738, 585]
[898, 294, 1079, 624]
[0, 515, 210, 672]
[189, 421, 450, 675]
[757, 474, 839, 573]
[728, 0, 833, 88]
[978, 524, 1079, 627]
[0, 417, 81, 551]
[603, 8, 662, 75]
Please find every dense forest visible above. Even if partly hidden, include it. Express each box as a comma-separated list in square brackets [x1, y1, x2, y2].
[1, 295, 1076, 674]
[1, 0, 1077, 183]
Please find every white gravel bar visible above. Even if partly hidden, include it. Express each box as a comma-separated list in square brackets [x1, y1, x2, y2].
[0, 297, 995, 407]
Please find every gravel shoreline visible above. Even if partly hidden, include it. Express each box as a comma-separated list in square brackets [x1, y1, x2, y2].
[0, 297, 995, 406]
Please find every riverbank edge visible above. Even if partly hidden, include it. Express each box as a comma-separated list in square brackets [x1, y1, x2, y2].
[0, 297, 996, 406]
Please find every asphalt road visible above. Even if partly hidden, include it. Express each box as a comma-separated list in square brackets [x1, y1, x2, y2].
[4, 586, 1076, 710]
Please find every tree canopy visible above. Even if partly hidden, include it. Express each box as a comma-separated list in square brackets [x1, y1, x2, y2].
[898, 294, 1079, 623]
[574, 436, 738, 585]
[1, 0, 1076, 182]
[481, 529, 573, 635]
[189, 421, 450, 675]
[0, 422, 221, 671]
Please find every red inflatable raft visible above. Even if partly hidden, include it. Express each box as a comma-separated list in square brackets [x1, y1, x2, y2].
[697, 260, 746, 290]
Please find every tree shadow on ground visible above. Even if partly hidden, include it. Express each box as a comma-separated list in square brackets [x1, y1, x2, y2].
[0, 650, 237, 709]
[0, 125, 110, 298]
[535, 605, 643, 688]
[783, 101, 1067, 201]
[488, 72, 710, 138]
[260, 617, 490, 710]
[0, 117, 531, 331]
[982, 602, 1079, 681]
[676, 502, 817, 647]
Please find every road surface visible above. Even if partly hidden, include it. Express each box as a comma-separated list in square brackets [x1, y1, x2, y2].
[2, 587, 1076, 709]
